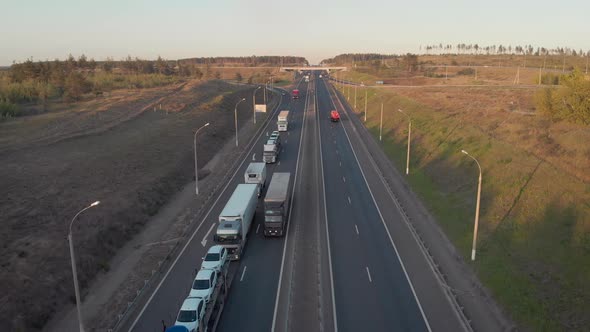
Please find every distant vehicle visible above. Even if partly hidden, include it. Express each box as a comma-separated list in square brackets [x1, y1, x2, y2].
[277, 110, 289, 132]
[244, 162, 267, 197]
[264, 139, 279, 163]
[201, 245, 228, 272]
[304, 75, 310, 82]
[214, 184, 258, 260]
[330, 110, 340, 122]
[264, 172, 292, 236]
[175, 297, 205, 332]
[264, 131, 281, 163]
[319, 74, 323, 78]
[190, 269, 218, 302]
[376, 80, 384, 85]
[292, 89, 299, 99]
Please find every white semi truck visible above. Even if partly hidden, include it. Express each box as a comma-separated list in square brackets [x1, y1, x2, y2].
[277, 110, 289, 132]
[244, 162, 267, 197]
[264, 172, 291, 237]
[214, 184, 258, 260]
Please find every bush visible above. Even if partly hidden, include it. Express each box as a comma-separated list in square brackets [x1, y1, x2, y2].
[535, 69, 590, 125]
[457, 68, 475, 76]
[0, 99, 20, 118]
[540, 73, 560, 85]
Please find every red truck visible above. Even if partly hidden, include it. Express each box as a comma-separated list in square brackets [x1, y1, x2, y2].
[292, 89, 299, 99]
[330, 110, 340, 122]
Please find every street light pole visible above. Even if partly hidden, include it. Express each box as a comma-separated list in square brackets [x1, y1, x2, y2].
[364, 89, 368, 122]
[235, 98, 246, 147]
[398, 109, 411, 175]
[253, 86, 261, 124]
[354, 85, 357, 109]
[68, 201, 100, 332]
[462, 150, 482, 261]
[379, 102, 384, 142]
[194, 123, 210, 195]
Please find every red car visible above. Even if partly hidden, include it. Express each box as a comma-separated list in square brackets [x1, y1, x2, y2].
[330, 110, 340, 122]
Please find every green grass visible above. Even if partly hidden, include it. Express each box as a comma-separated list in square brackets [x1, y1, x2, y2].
[341, 85, 590, 331]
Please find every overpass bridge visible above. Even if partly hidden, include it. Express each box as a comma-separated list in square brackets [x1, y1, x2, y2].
[280, 66, 347, 72]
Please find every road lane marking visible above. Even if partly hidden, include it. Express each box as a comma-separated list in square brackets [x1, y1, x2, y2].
[285, 139, 288, 144]
[366, 267, 373, 283]
[128, 85, 289, 331]
[272, 76, 310, 332]
[256, 223, 261, 234]
[278, 161, 281, 166]
[240, 266, 247, 282]
[316, 79, 338, 331]
[342, 176, 346, 183]
[355, 224, 359, 235]
[348, 196, 351, 204]
[201, 223, 215, 247]
[339, 161, 341, 167]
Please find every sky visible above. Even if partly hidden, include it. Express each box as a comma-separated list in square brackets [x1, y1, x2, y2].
[1, 0, 589, 65]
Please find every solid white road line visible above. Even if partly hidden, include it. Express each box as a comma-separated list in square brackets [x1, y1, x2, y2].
[201, 223, 216, 247]
[324, 79, 432, 332]
[240, 266, 247, 282]
[366, 267, 373, 283]
[256, 223, 261, 234]
[355, 224, 359, 235]
[271, 76, 309, 332]
[316, 78, 339, 332]
[128, 85, 287, 332]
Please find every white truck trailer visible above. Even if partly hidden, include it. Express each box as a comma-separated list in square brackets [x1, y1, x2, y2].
[244, 162, 267, 197]
[214, 184, 258, 260]
[263, 172, 291, 237]
[277, 110, 289, 132]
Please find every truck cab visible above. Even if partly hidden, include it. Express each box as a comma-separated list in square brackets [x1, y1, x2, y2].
[292, 89, 299, 99]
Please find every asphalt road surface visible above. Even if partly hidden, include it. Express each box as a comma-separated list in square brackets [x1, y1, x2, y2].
[125, 73, 470, 332]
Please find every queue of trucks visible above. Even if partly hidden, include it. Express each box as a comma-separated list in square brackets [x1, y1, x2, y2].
[167, 93, 295, 332]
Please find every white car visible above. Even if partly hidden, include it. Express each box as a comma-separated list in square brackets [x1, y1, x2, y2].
[201, 245, 228, 271]
[175, 297, 205, 332]
[190, 269, 218, 302]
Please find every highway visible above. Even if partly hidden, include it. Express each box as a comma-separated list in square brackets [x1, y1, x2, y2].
[125, 73, 468, 332]
[126, 78, 308, 332]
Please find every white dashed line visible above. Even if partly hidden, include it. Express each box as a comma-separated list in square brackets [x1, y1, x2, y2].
[342, 176, 346, 183]
[240, 266, 248, 282]
[347, 196, 351, 204]
[366, 267, 372, 283]
[339, 161, 341, 167]
[201, 223, 215, 247]
[355, 224, 359, 235]
[256, 224, 261, 234]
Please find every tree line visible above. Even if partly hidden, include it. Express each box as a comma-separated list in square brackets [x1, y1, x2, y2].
[421, 43, 589, 57]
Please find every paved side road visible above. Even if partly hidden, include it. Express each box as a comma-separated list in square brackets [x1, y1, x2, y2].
[326, 79, 514, 332]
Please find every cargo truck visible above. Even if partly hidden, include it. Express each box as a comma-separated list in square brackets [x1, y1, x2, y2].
[264, 172, 292, 236]
[263, 131, 281, 163]
[277, 110, 289, 132]
[214, 184, 258, 260]
[244, 162, 267, 197]
[292, 89, 299, 99]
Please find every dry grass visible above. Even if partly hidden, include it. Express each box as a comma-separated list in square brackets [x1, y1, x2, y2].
[336, 81, 590, 330]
